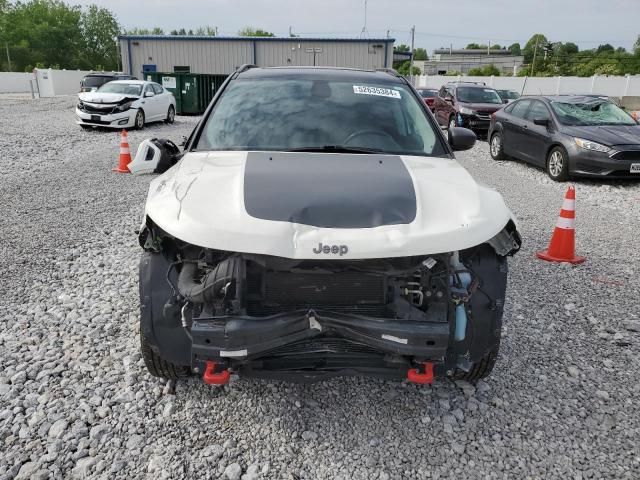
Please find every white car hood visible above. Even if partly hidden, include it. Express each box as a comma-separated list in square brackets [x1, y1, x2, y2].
[144, 151, 516, 259]
[78, 92, 138, 104]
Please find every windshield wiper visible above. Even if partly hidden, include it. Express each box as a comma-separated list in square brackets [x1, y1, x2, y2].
[284, 145, 386, 154]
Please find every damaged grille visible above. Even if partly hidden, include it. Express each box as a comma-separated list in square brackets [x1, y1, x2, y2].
[247, 270, 389, 317]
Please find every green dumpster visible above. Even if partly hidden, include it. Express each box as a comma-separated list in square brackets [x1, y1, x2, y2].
[145, 72, 228, 115]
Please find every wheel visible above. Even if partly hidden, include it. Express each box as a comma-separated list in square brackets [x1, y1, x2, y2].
[141, 331, 191, 379]
[455, 343, 500, 382]
[546, 146, 570, 181]
[139, 252, 193, 379]
[134, 109, 145, 130]
[165, 105, 175, 124]
[489, 132, 505, 160]
[448, 115, 457, 130]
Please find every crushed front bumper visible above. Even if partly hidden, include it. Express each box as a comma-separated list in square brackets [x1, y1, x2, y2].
[75, 107, 135, 128]
[191, 309, 449, 360]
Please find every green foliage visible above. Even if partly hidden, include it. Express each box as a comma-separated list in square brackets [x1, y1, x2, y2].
[522, 34, 548, 64]
[238, 27, 274, 37]
[80, 5, 119, 70]
[413, 47, 428, 60]
[395, 44, 410, 53]
[1, 0, 120, 71]
[508, 43, 521, 56]
[396, 60, 420, 76]
[467, 64, 501, 76]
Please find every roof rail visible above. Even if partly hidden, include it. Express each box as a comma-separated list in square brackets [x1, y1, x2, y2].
[446, 80, 486, 86]
[233, 64, 258, 77]
[375, 68, 402, 78]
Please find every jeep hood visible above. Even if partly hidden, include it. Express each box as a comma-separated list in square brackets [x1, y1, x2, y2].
[144, 151, 517, 259]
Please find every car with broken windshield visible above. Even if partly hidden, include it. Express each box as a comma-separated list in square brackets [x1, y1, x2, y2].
[137, 66, 521, 386]
[489, 95, 640, 180]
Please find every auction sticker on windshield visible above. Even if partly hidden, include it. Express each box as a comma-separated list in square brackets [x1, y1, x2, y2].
[631, 163, 640, 173]
[353, 85, 401, 99]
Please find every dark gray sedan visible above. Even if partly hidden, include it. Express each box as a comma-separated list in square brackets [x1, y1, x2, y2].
[488, 95, 640, 181]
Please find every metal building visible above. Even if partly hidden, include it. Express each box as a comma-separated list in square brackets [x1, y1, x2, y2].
[421, 49, 524, 76]
[119, 35, 396, 77]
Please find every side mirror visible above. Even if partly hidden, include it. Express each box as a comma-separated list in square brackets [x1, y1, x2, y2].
[533, 118, 550, 126]
[144, 91, 155, 98]
[503, 99, 509, 104]
[448, 127, 476, 152]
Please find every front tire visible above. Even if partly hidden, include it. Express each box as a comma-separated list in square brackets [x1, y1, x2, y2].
[489, 132, 505, 160]
[141, 331, 191, 379]
[455, 344, 500, 382]
[546, 146, 570, 181]
[134, 109, 145, 130]
[165, 105, 175, 124]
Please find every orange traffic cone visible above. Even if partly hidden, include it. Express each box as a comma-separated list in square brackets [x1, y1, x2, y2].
[537, 185, 585, 264]
[112, 130, 132, 173]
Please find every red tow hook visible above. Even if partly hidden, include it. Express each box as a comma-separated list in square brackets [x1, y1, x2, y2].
[203, 361, 230, 385]
[407, 362, 434, 384]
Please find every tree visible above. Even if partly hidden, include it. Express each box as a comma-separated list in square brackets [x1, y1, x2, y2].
[395, 44, 410, 52]
[79, 5, 120, 70]
[396, 60, 420, 76]
[151, 27, 164, 35]
[634, 35, 640, 55]
[238, 27, 274, 37]
[413, 47, 428, 60]
[596, 43, 614, 53]
[508, 43, 521, 56]
[490, 44, 501, 50]
[5, 0, 84, 72]
[522, 34, 548, 63]
[466, 43, 481, 49]
[467, 64, 501, 76]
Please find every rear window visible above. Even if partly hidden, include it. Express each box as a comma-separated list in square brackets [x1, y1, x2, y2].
[83, 76, 113, 88]
[418, 90, 437, 98]
[196, 77, 446, 157]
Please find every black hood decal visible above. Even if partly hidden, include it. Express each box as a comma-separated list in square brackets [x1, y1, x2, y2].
[243, 152, 417, 229]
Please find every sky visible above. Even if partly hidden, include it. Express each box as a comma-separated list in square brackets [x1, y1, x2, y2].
[69, 0, 640, 53]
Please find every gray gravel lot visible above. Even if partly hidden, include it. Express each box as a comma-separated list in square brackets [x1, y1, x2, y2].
[1, 96, 639, 480]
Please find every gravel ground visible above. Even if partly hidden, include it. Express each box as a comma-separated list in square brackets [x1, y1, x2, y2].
[1, 96, 639, 480]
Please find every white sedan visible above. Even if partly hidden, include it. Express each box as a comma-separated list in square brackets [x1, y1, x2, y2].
[76, 80, 176, 130]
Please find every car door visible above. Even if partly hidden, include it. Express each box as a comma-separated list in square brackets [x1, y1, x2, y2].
[522, 100, 554, 166]
[434, 86, 452, 126]
[501, 99, 532, 160]
[141, 84, 161, 120]
[152, 83, 170, 117]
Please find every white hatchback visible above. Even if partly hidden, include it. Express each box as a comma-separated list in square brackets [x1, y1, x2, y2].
[76, 80, 176, 130]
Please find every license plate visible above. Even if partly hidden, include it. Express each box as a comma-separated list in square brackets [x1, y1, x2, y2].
[631, 163, 640, 173]
[91, 115, 100, 122]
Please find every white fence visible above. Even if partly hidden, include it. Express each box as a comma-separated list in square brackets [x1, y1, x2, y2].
[0, 69, 91, 97]
[0, 72, 33, 93]
[415, 74, 640, 98]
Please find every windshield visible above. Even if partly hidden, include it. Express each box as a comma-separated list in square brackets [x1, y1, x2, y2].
[83, 76, 112, 88]
[550, 100, 636, 126]
[457, 87, 503, 104]
[97, 83, 143, 96]
[196, 78, 445, 156]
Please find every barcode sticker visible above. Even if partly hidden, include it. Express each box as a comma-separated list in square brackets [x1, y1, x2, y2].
[353, 85, 401, 99]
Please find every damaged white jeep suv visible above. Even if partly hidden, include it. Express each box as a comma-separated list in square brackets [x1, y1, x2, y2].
[137, 65, 521, 385]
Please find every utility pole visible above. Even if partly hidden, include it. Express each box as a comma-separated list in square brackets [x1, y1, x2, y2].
[289, 26, 292, 37]
[5, 43, 11, 71]
[409, 25, 415, 83]
[488, 41, 491, 56]
[530, 37, 539, 77]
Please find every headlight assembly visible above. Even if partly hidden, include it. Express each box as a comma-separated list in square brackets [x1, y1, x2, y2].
[459, 107, 475, 115]
[115, 101, 133, 113]
[574, 138, 611, 153]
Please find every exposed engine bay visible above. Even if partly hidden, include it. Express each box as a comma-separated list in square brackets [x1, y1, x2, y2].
[139, 219, 519, 382]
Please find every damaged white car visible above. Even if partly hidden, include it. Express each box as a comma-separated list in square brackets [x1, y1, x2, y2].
[137, 66, 521, 385]
[76, 80, 175, 130]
